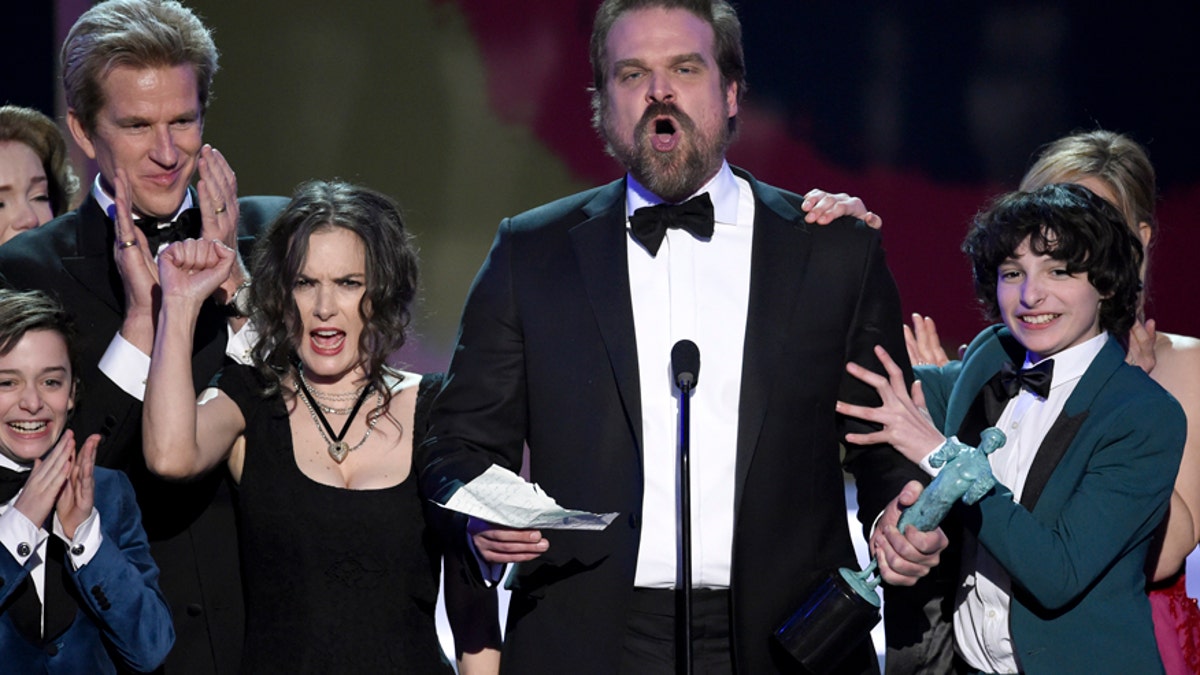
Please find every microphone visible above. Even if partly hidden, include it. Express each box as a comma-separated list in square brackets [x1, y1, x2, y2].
[671, 339, 700, 391]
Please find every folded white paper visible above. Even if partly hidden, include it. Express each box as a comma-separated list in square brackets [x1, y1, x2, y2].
[439, 464, 619, 530]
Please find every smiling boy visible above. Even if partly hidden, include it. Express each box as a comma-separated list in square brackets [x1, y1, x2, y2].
[0, 289, 172, 672]
[839, 182, 1186, 674]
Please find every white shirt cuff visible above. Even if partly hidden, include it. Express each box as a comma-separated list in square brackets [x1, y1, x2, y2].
[99, 333, 151, 401]
[52, 508, 103, 569]
[918, 440, 951, 477]
[226, 319, 257, 366]
[0, 502, 48, 565]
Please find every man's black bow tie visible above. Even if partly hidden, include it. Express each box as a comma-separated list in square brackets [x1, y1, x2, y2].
[134, 207, 202, 251]
[994, 359, 1054, 400]
[629, 193, 715, 256]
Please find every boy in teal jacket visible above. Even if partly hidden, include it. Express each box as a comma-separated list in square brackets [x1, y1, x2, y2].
[840, 183, 1185, 674]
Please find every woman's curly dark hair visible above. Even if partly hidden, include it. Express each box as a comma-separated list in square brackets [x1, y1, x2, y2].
[963, 182, 1143, 336]
[247, 180, 418, 413]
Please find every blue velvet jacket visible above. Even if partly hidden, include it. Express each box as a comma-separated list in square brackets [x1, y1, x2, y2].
[0, 467, 174, 673]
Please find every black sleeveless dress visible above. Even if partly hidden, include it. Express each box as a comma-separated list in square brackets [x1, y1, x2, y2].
[212, 365, 454, 673]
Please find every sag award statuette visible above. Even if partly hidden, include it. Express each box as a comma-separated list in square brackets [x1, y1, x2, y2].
[774, 428, 1006, 673]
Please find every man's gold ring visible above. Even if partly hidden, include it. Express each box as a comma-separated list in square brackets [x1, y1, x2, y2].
[214, 203, 227, 214]
[118, 240, 138, 249]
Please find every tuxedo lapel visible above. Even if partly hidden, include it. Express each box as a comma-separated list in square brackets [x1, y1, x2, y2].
[945, 326, 1026, 437]
[60, 196, 123, 315]
[1019, 412, 1088, 510]
[1019, 339, 1123, 511]
[734, 173, 812, 512]
[570, 180, 644, 456]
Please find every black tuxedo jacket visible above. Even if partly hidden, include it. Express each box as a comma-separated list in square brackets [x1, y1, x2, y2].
[0, 191, 287, 674]
[421, 168, 922, 674]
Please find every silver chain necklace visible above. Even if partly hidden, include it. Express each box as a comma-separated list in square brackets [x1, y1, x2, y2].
[293, 370, 382, 463]
[298, 368, 366, 413]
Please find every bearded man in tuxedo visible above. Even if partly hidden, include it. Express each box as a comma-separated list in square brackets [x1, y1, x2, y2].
[420, 1, 943, 673]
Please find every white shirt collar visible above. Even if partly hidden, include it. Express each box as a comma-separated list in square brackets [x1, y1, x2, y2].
[91, 174, 193, 225]
[1024, 331, 1108, 389]
[625, 160, 740, 225]
[0, 452, 31, 473]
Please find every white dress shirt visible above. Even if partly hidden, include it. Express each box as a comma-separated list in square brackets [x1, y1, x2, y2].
[953, 331, 1108, 673]
[90, 176, 256, 400]
[0, 453, 103, 636]
[628, 161, 755, 589]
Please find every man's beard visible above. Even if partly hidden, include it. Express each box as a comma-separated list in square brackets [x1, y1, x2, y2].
[603, 101, 730, 204]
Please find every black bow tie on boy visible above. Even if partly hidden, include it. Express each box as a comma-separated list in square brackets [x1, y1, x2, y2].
[0, 465, 28, 503]
[994, 359, 1055, 400]
[628, 192, 715, 256]
[0, 465, 75, 645]
[134, 207, 203, 252]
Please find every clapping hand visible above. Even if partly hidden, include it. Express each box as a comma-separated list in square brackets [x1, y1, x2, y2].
[13, 430, 79, 529]
[112, 169, 160, 353]
[904, 313, 953, 367]
[196, 145, 240, 252]
[55, 433, 101, 540]
[196, 145, 248, 305]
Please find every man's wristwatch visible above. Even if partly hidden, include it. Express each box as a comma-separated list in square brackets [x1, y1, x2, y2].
[221, 280, 252, 318]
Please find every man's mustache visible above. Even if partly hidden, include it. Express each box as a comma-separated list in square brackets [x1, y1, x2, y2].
[635, 102, 696, 137]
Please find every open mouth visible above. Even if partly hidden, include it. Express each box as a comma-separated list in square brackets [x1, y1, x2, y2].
[650, 117, 679, 152]
[310, 329, 347, 355]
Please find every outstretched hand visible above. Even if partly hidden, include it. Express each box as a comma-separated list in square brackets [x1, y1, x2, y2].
[802, 188, 882, 229]
[871, 480, 948, 586]
[837, 345, 945, 464]
[158, 238, 237, 307]
[468, 516, 549, 564]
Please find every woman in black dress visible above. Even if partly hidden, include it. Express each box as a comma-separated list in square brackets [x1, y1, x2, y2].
[142, 180, 500, 673]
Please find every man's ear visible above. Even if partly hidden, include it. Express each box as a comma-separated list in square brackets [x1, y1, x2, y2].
[725, 81, 738, 118]
[66, 109, 97, 160]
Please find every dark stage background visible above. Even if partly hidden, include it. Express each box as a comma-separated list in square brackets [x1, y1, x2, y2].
[5, 1, 1198, 369]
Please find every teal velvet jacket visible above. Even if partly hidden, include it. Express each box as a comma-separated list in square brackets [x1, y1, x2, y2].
[915, 326, 1185, 675]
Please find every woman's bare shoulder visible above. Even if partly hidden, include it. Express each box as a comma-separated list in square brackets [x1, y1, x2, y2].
[1152, 331, 1200, 410]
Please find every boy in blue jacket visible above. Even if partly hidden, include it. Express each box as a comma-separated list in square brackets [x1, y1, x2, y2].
[0, 289, 173, 672]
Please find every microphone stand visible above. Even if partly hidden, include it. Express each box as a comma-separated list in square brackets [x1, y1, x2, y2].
[677, 374, 693, 675]
[671, 339, 699, 675]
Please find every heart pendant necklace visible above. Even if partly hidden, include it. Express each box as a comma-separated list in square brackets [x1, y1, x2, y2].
[294, 368, 379, 463]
